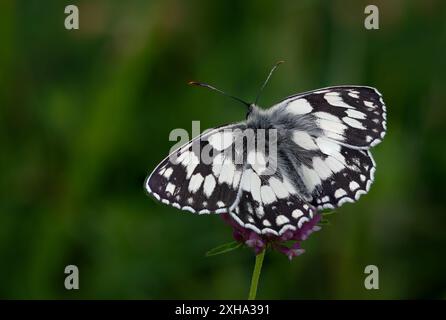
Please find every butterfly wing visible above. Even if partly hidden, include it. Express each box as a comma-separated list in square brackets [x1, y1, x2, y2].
[229, 165, 316, 235]
[269, 86, 385, 210]
[145, 123, 247, 213]
[271, 86, 386, 149]
[146, 122, 316, 235]
[281, 134, 376, 210]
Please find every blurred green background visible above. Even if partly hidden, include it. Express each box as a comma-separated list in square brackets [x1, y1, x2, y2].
[1, 0, 446, 299]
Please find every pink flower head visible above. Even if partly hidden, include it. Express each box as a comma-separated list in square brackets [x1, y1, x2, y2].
[221, 212, 321, 260]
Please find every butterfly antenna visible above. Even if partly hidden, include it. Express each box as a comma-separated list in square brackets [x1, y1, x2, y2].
[255, 60, 284, 106]
[188, 81, 251, 108]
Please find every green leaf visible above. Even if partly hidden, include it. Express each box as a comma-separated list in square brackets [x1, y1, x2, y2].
[318, 218, 331, 225]
[205, 241, 242, 257]
[321, 210, 336, 216]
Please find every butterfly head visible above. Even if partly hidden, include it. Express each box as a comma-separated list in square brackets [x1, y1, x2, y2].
[246, 103, 256, 118]
[246, 103, 261, 119]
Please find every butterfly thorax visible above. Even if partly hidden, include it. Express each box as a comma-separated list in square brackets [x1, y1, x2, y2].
[246, 104, 320, 141]
[246, 105, 275, 130]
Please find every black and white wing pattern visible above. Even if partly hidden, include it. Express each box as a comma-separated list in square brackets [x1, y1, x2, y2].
[229, 164, 317, 235]
[145, 123, 247, 214]
[145, 123, 316, 235]
[146, 85, 387, 235]
[269, 85, 386, 210]
[280, 134, 377, 210]
[273, 86, 386, 148]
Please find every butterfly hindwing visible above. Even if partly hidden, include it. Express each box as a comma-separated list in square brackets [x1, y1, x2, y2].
[280, 124, 376, 210]
[229, 167, 316, 235]
[288, 136, 376, 210]
[311, 149, 376, 209]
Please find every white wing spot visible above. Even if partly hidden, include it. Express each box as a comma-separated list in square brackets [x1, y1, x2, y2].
[316, 137, 341, 156]
[364, 101, 376, 108]
[175, 150, 190, 164]
[287, 98, 313, 115]
[240, 169, 253, 192]
[188, 173, 204, 193]
[345, 109, 366, 119]
[334, 188, 347, 198]
[250, 172, 262, 203]
[256, 206, 265, 218]
[276, 215, 290, 225]
[292, 209, 304, 219]
[203, 175, 216, 197]
[208, 131, 234, 151]
[165, 183, 176, 195]
[314, 111, 342, 122]
[163, 167, 173, 179]
[218, 158, 236, 185]
[324, 92, 354, 109]
[232, 170, 242, 188]
[317, 119, 347, 135]
[268, 177, 289, 199]
[312, 157, 333, 180]
[342, 117, 366, 130]
[247, 151, 267, 175]
[211, 153, 225, 176]
[292, 130, 318, 150]
[298, 164, 322, 192]
[185, 153, 199, 179]
[349, 181, 360, 191]
[260, 185, 277, 205]
[246, 202, 253, 214]
[325, 153, 345, 173]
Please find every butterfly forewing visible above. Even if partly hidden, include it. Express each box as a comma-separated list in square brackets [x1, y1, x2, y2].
[272, 86, 386, 148]
[146, 123, 246, 213]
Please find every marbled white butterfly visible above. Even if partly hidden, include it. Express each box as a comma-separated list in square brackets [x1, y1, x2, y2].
[145, 63, 387, 236]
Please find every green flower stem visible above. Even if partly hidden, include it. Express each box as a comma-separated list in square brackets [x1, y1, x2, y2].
[248, 249, 265, 300]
